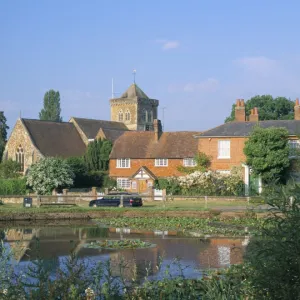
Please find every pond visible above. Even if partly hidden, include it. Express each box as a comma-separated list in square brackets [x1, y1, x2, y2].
[1, 220, 249, 281]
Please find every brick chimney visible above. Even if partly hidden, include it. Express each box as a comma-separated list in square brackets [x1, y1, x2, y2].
[295, 98, 300, 120]
[249, 107, 259, 122]
[235, 99, 246, 122]
[153, 119, 162, 141]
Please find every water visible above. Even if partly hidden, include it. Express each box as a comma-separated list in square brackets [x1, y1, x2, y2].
[1, 220, 248, 281]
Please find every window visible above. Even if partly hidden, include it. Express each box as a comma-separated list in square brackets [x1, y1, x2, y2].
[149, 111, 153, 122]
[183, 158, 196, 167]
[117, 178, 131, 189]
[125, 109, 131, 121]
[155, 158, 168, 167]
[289, 140, 300, 157]
[118, 110, 124, 122]
[218, 140, 230, 159]
[15, 145, 24, 172]
[142, 109, 148, 122]
[131, 181, 137, 189]
[117, 158, 130, 168]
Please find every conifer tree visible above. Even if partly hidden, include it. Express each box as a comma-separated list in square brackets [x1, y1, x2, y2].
[0, 112, 9, 161]
[39, 90, 62, 122]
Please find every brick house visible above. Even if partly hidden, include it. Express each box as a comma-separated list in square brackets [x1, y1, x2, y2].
[109, 120, 200, 193]
[195, 99, 300, 194]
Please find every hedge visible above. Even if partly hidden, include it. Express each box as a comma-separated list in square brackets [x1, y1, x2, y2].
[0, 178, 27, 195]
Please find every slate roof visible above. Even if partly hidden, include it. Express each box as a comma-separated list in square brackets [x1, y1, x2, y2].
[120, 83, 149, 99]
[72, 117, 128, 139]
[110, 131, 200, 159]
[22, 119, 86, 158]
[100, 128, 127, 143]
[197, 120, 300, 138]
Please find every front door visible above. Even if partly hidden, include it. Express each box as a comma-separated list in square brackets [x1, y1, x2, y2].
[138, 180, 147, 193]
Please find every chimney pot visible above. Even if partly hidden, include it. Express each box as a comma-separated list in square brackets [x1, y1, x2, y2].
[234, 98, 246, 122]
[249, 107, 259, 122]
[294, 98, 300, 120]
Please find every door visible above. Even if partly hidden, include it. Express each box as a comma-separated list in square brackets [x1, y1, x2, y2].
[138, 180, 147, 193]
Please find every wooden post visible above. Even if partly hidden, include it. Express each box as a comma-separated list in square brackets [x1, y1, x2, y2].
[120, 194, 124, 207]
[92, 187, 97, 200]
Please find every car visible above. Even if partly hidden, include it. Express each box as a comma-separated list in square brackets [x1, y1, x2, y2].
[89, 193, 143, 207]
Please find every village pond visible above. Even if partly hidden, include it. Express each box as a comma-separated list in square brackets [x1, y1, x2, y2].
[0, 220, 249, 282]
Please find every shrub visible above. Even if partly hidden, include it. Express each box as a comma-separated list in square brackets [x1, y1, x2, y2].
[0, 159, 21, 179]
[27, 157, 74, 195]
[0, 178, 27, 195]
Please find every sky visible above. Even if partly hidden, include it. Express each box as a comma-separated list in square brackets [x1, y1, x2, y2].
[1, 0, 300, 134]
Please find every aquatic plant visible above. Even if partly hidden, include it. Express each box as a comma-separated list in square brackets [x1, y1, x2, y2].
[85, 239, 155, 250]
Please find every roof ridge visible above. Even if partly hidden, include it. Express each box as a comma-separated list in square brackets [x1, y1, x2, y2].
[22, 118, 71, 124]
[72, 117, 124, 123]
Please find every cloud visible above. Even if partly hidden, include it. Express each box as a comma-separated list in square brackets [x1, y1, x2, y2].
[234, 56, 278, 75]
[155, 39, 180, 50]
[168, 78, 219, 93]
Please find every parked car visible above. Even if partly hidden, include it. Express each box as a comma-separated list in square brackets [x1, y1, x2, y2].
[89, 193, 143, 207]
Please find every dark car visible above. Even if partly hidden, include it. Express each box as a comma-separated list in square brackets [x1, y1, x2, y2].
[89, 193, 143, 207]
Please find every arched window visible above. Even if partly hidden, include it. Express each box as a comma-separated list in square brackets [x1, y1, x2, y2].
[15, 145, 24, 172]
[145, 110, 148, 122]
[125, 109, 131, 121]
[118, 110, 124, 122]
[142, 109, 147, 122]
[149, 111, 153, 122]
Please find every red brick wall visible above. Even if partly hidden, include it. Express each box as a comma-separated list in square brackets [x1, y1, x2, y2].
[109, 158, 187, 178]
[198, 137, 247, 170]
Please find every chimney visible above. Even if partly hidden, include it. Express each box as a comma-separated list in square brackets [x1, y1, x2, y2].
[249, 107, 259, 122]
[153, 119, 162, 141]
[234, 99, 246, 122]
[295, 98, 300, 120]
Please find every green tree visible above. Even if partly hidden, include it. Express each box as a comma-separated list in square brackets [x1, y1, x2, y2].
[0, 159, 21, 178]
[84, 139, 112, 171]
[27, 157, 74, 195]
[244, 126, 290, 183]
[0, 112, 9, 161]
[225, 95, 294, 122]
[39, 90, 62, 122]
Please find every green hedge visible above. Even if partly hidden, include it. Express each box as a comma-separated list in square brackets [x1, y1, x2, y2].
[0, 178, 27, 195]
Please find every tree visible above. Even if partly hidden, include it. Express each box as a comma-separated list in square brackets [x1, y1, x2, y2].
[84, 139, 112, 172]
[0, 159, 21, 179]
[0, 112, 9, 161]
[27, 157, 74, 195]
[244, 126, 290, 183]
[225, 95, 294, 122]
[39, 90, 62, 122]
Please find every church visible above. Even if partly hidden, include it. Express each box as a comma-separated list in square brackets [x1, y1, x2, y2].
[3, 83, 160, 173]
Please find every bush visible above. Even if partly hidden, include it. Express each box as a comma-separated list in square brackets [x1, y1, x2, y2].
[0, 178, 27, 195]
[0, 159, 21, 179]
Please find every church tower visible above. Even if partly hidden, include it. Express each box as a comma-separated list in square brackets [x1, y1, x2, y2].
[110, 84, 159, 131]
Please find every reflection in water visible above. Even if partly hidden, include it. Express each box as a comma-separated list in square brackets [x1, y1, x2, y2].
[2, 223, 248, 281]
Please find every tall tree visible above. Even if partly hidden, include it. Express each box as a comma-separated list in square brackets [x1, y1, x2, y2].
[225, 95, 294, 122]
[244, 126, 290, 183]
[0, 112, 9, 161]
[39, 90, 62, 122]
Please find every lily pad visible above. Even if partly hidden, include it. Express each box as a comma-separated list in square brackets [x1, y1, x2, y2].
[84, 239, 156, 250]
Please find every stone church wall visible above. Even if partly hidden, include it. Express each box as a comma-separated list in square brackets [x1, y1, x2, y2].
[4, 119, 43, 174]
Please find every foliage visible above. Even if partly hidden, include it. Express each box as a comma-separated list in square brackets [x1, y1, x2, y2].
[39, 89, 62, 122]
[225, 95, 294, 122]
[84, 139, 113, 172]
[177, 152, 211, 174]
[27, 157, 74, 195]
[0, 159, 21, 179]
[154, 177, 181, 195]
[0, 111, 9, 162]
[85, 239, 155, 249]
[0, 178, 27, 195]
[244, 126, 290, 184]
[243, 184, 300, 299]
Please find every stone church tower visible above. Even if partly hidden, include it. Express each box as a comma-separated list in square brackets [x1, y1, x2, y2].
[110, 83, 159, 131]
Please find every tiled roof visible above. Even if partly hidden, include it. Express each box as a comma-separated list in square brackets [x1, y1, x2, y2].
[120, 83, 149, 99]
[22, 119, 86, 158]
[72, 117, 128, 139]
[110, 131, 200, 159]
[101, 128, 127, 142]
[197, 120, 300, 137]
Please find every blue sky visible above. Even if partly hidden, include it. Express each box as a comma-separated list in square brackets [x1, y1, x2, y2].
[1, 1, 300, 133]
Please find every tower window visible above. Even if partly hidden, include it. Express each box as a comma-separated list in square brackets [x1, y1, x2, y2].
[125, 110, 131, 121]
[118, 110, 124, 122]
[15, 145, 24, 172]
[149, 111, 153, 122]
[142, 109, 147, 122]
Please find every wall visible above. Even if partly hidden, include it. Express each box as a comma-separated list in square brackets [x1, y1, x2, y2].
[109, 158, 188, 178]
[198, 137, 247, 171]
[4, 119, 43, 174]
[69, 118, 89, 145]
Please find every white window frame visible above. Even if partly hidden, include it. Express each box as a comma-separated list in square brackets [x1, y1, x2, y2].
[155, 158, 168, 167]
[218, 140, 231, 159]
[117, 178, 131, 189]
[116, 158, 131, 168]
[183, 158, 196, 167]
[131, 181, 137, 190]
[288, 140, 300, 158]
